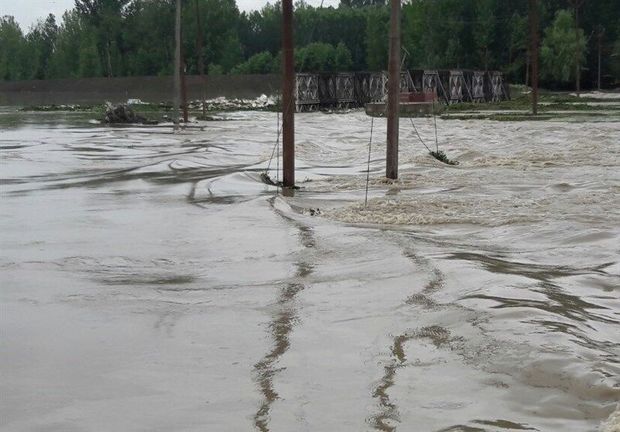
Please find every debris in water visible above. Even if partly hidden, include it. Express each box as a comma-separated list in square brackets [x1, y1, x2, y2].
[259, 172, 300, 189]
[429, 150, 459, 165]
[260, 172, 282, 187]
[104, 103, 158, 125]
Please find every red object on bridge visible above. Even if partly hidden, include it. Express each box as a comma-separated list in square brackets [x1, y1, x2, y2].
[400, 91, 438, 103]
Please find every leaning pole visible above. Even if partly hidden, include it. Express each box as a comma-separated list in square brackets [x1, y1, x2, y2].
[282, 0, 295, 188]
[386, 0, 400, 180]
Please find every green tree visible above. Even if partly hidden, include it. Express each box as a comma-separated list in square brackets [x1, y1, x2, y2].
[219, 32, 243, 73]
[78, 30, 102, 77]
[239, 3, 281, 58]
[230, 51, 274, 74]
[0, 16, 27, 80]
[505, 12, 528, 83]
[296, 42, 337, 72]
[365, 7, 388, 70]
[334, 42, 353, 70]
[611, 31, 620, 85]
[48, 11, 86, 78]
[25, 14, 59, 79]
[74, 0, 131, 77]
[123, 0, 174, 76]
[472, 0, 495, 71]
[184, 0, 242, 74]
[540, 9, 587, 85]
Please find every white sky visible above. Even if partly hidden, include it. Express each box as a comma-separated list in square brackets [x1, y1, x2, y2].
[2, 0, 340, 32]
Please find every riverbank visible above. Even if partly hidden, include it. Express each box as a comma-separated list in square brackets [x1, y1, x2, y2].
[441, 86, 620, 121]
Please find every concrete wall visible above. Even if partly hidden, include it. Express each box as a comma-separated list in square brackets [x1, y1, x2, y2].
[0, 74, 281, 106]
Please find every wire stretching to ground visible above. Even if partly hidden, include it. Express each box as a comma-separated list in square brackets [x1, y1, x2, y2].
[409, 116, 433, 153]
[433, 100, 439, 152]
[276, 112, 280, 186]
[265, 113, 282, 176]
[365, 117, 374, 207]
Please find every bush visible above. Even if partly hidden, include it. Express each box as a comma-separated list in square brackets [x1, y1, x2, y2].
[230, 51, 274, 74]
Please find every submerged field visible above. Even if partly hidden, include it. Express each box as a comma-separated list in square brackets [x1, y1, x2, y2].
[1, 104, 619, 431]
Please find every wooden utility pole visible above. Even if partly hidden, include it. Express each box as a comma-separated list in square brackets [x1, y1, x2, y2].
[597, 26, 605, 91]
[528, 0, 539, 115]
[282, 0, 295, 188]
[195, 0, 207, 119]
[569, 0, 585, 96]
[181, 52, 189, 123]
[386, 0, 400, 180]
[173, 0, 181, 130]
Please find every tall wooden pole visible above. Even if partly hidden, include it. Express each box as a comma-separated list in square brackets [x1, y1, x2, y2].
[282, 0, 295, 188]
[181, 51, 189, 123]
[528, 0, 539, 115]
[575, 2, 580, 96]
[386, 0, 400, 180]
[173, 0, 181, 130]
[597, 26, 604, 91]
[570, 0, 585, 96]
[195, 0, 207, 119]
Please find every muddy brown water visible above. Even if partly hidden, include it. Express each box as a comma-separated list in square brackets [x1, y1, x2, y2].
[1, 109, 618, 431]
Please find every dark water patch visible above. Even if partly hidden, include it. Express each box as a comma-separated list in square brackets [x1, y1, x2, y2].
[253, 281, 305, 431]
[406, 278, 443, 307]
[370, 360, 400, 432]
[449, 252, 613, 281]
[67, 145, 113, 153]
[7, 163, 251, 195]
[436, 426, 486, 432]
[298, 225, 315, 249]
[370, 325, 453, 431]
[473, 419, 538, 430]
[405, 293, 439, 308]
[253, 217, 315, 432]
[549, 182, 575, 192]
[415, 325, 452, 347]
[402, 250, 445, 308]
[99, 274, 197, 286]
[463, 286, 617, 326]
[190, 195, 252, 205]
[423, 268, 445, 295]
[0, 144, 29, 150]
[528, 319, 620, 354]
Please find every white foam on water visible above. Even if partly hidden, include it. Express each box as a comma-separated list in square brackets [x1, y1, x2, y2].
[601, 405, 620, 432]
[323, 194, 546, 227]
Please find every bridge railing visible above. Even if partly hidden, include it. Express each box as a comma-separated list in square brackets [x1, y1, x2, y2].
[295, 69, 509, 112]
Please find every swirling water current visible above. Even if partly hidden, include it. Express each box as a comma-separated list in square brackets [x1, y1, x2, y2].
[1, 109, 618, 431]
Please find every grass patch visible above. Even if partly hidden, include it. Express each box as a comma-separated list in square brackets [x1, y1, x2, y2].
[441, 111, 613, 121]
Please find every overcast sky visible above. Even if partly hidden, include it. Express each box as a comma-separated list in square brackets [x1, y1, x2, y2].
[3, 0, 340, 32]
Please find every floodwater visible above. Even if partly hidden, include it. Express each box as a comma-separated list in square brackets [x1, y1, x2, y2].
[1, 109, 619, 432]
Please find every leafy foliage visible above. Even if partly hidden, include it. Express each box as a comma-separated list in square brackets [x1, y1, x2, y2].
[0, 0, 618, 88]
[540, 9, 587, 84]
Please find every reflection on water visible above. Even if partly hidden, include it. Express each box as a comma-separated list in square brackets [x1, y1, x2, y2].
[1, 111, 619, 431]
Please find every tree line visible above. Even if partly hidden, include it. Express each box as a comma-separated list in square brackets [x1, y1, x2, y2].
[1, 0, 619, 89]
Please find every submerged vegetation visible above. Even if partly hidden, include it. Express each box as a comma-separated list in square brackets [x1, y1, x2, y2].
[429, 150, 459, 165]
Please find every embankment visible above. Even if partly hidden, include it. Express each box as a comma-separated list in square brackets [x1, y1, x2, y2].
[0, 74, 280, 106]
